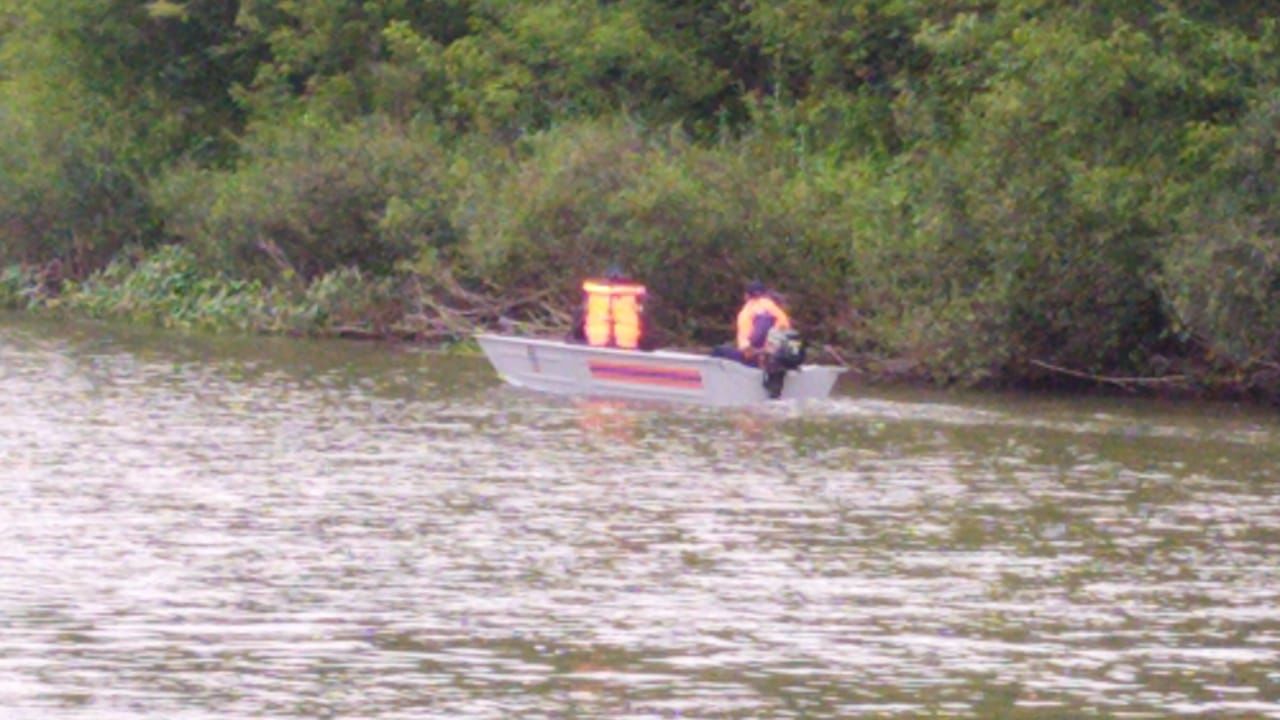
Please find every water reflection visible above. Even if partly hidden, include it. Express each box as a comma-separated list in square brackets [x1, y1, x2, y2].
[1, 315, 1278, 719]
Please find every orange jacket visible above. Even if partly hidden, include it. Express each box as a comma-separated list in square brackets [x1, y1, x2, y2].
[583, 279, 646, 349]
[736, 296, 791, 350]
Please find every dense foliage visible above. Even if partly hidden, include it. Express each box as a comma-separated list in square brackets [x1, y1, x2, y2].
[2, 1, 1279, 397]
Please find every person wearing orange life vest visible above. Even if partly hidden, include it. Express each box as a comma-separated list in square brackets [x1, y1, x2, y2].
[568, 269, 652, 350]
[711, 280, 792, 365]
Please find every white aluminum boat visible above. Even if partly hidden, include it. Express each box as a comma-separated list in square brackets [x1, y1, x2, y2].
[476, 333, 844, 406]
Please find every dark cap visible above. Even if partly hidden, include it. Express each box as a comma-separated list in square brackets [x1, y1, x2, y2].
[745, 280, 767, 297]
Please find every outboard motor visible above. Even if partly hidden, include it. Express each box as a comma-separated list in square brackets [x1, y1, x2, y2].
[761, 328, 807, 399]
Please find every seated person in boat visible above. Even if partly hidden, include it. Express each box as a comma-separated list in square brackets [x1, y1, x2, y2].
[711, 280, 792, 365]
[567, 269, 655, 350]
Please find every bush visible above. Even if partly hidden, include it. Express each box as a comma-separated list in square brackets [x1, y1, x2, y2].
[267, 266, 407, 337]
[0, 265, 40, 310]
[62, 245, 270, 331]
[154, 116, 458, 283]
[454, 118, 859, 344]
[60, 244, 416, 339]
[1162, 94, 1280, 385]
[0, 95, 157, 275]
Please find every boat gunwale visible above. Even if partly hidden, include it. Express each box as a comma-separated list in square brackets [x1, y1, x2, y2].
[474, 332, 846, 372]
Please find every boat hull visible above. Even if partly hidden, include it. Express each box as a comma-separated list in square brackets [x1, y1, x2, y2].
[475, 334, 843, 406]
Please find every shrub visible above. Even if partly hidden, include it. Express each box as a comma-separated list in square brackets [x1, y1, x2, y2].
[154, 116, 458, 283]
[1162, 95, 1280, 386]
[0, 265, 39, 310]
[454, 117, 859, 345]
[267, 266, 406, 337]
[0, 95, 157, 275]
[62, 245, 270, 331]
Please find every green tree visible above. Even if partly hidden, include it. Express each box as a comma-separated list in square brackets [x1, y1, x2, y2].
[1164, 92, 1280, 384]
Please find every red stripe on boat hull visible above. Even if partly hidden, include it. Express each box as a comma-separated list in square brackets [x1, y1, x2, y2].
[588, 360, 703, 389]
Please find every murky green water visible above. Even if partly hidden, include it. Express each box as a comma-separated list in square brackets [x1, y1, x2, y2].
[2, 314, 1278, 719]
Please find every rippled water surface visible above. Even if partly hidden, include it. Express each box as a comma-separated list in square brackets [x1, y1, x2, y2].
[2, 315, 1279, 719]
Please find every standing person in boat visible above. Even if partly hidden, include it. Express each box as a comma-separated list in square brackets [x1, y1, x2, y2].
[711, 280, 792, 365]
[567, 267, 655, 350]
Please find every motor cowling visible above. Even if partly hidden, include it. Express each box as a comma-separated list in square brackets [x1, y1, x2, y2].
[761, 328, 807, 398]
[764, 328, 806, 370]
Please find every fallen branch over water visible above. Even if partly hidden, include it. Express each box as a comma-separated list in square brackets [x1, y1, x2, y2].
[1030, 359, 1188, 392]
[822, 343, 866, 374]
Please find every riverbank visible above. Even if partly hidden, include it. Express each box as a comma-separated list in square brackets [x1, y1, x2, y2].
[6, 245, 1264, 407]
[6, 4, 1280, 407]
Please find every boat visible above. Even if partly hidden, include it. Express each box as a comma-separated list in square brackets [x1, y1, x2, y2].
[475, 333, 844, 406]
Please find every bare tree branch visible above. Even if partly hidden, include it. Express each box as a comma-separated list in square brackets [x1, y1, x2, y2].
[1030, 359, 1187, 391]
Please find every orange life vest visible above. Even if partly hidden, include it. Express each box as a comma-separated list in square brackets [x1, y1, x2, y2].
[582, 279, 646, 349]
[736, 296, 791, 350]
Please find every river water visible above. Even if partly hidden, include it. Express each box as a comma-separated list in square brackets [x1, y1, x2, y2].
[1, 315, 1278, 719]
